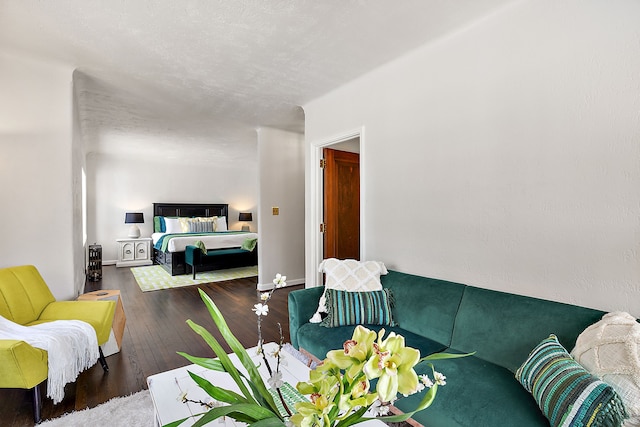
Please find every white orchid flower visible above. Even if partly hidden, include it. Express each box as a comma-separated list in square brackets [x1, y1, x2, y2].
[252, 303, 269, 316]
[273, 273, 287, 288]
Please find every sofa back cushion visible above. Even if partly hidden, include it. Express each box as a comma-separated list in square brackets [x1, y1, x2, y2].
[382, 270, 465, 346]
[450, 286, 605, 372]
[0, 265, 55, 325]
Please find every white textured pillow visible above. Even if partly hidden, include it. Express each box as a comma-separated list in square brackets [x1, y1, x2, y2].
[571, 311, 640, 426]
[164, 217, 182, 234]
[309, 258, 388, 323]
[216, 216, 228, 232]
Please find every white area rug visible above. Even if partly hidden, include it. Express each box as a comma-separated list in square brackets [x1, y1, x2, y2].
[40, 390, 153, 427]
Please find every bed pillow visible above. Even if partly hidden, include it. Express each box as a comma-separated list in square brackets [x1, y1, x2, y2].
[571, 312, 640, 425]
[309, 258, 388, 323]
[320, 288, 394, 328]
[516, 334, 628, 427]
[216, 216, 228, 232]
[188, 219, 214, 233]
[164, 217, 182, 234]
[153, 216, 165, 233]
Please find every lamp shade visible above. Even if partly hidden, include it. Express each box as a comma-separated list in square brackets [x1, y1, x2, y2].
[238, 212, 253, 222]
[125, 212, 144, 224]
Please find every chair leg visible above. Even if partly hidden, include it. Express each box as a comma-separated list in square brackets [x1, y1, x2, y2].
[98, 346, 109, 372]
[32, 383, 42, 424]
[193, 265, 196, 280]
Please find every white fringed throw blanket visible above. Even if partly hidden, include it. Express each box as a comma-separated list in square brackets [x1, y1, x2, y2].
[0, 315, 99, 403]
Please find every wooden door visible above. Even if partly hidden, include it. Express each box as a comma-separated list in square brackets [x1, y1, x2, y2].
[323, 148, 360, 260]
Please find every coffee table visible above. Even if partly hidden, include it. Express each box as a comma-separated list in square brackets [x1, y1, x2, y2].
[147, 342, 387, 427]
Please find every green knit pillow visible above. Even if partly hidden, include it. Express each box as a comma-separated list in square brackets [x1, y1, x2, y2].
[320, 288, 395, 328]
[515, 334, 627, 427]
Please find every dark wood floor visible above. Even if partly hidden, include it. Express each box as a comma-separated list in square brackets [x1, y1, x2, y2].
[1, 265, 302, 426]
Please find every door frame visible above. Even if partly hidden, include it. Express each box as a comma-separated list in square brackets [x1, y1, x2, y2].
[309, 127, 365, 287]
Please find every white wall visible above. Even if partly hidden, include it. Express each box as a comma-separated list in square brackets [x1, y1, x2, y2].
[257, 127, 305, 289]
[304, 1, 640, 316]
[0, 50, 77, 299]
[86, 151, 258, 263]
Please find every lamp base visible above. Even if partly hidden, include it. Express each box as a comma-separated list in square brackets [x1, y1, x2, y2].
[241, 225, 250, 232]
[128, 225, 141, 238]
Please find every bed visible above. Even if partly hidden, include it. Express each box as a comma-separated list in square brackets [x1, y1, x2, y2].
[152, 202, 258, 276]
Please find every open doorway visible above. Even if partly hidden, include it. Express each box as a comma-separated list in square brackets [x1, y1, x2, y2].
[323, 143, 360, 260]
[309, 129, 363, 287]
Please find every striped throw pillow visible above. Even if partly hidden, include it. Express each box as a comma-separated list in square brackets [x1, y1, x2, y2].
[515, 334, 627, 427]
[320, 288, 395, 328]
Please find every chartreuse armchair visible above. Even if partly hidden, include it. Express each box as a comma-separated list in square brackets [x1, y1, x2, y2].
[0, 265, 116, 423]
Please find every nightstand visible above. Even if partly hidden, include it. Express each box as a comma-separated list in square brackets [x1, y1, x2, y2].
[116, 237, 153, 267]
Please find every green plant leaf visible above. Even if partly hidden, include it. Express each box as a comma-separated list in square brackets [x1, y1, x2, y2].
[176, 352, 225, 372]
[420, 351, 475, 362]
[197, 288, 279, 415]
[187, 371, 250, 405]
[191, 403, 280, 427]
[335, 405, 368, 427]
[248, 418, 288, 427]
[162, 417, 190, 427]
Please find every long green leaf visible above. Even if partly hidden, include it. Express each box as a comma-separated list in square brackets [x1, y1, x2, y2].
[420, 351, 475, 362]
[191, 403, 280, 427]
[177, 352, 225, 371]
[185, 318, 255, 402]
[197, 288, 279, 415]
[187, 371, 250, 405]
[335, 405, 368, 427]
[249, 418, 288, 427]
[162, 417, 190, 427]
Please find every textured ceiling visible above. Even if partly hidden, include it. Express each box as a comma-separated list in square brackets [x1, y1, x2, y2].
[0, 0, 514, 162]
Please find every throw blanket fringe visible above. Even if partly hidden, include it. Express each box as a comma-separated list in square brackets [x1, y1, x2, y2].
[0, 315, 99, 404]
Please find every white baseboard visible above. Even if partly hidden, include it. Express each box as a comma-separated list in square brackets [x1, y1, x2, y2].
[257, 277, 305, 291]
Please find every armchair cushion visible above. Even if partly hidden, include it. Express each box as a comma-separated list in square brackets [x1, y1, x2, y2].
[0, 266, 55, 324]
[38, 301, 115, 345]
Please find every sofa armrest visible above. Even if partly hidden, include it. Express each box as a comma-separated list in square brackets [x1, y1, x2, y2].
[0, 340, 48, 389]
[288, 286, 324, 349]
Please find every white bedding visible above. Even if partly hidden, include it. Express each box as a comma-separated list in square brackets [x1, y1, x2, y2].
[152, 231, 258, 253]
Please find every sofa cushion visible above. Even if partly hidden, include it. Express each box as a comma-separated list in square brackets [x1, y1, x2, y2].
[450, 285, 605, 371]
[516, 334, 627, 427]
[395, 354, 548, 427]
[320, 288, 394, 328]
[382, 271, 465, 346]
[311, 258, 387, 323]
[296, 323, 447, 362]
[571, 312, 640, 425]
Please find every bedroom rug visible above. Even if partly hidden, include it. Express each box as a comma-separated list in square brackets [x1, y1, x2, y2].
[131, 264, 258, 292]
[40, 390, 153, 426]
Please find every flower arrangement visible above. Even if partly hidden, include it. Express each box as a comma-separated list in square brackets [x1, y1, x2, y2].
[173, 274, 470, 427]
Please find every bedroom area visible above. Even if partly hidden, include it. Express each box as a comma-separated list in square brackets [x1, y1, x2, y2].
[84, 115, 305, 292]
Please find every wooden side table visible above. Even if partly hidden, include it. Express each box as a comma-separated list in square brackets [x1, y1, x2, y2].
[78, 289, 126, 356]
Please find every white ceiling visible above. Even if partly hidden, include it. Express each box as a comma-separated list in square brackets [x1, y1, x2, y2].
[0, 0, 514, 162]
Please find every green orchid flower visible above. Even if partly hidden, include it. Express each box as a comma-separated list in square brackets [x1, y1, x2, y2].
[292, 392, 335, 427]
[363, 329, 420, 402]
[325, 325, 377, 378]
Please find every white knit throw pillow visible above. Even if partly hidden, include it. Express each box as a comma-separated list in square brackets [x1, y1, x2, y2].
[309, 258, 388, 323]
[571, 311, 640, 426]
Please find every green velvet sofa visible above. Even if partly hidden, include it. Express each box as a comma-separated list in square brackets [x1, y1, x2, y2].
[0, 265, 116, 423]
[288, 270, 607, 427]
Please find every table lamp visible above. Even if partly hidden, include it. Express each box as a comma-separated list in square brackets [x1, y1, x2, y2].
[125, 212, 144, 238]
[238, 212, 252, 232]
